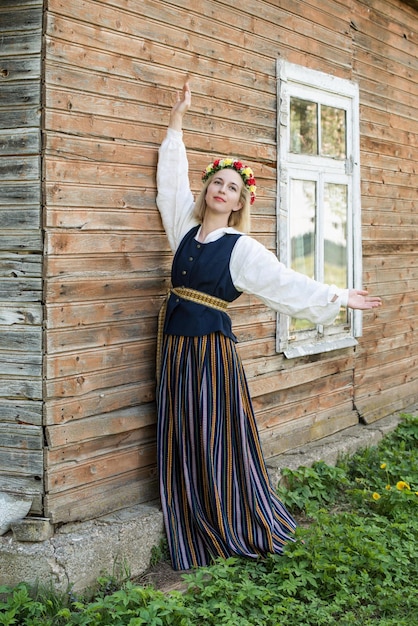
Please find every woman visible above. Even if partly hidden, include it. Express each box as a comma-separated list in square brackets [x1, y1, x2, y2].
[156, 82, 382, 571]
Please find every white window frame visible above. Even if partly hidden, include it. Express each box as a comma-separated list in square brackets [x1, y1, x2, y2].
[277, 61, 363, 358]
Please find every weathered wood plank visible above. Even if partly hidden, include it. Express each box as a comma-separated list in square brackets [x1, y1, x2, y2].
[45, 425, 156, 468]
[0, 325, 41, 351]
[0, 30, 42, 56]
[44, 470, 158, 523]
[45, 207, 161, 232]
[354, 358, 418, 397]
[0, 399, 42, 426]
[261, 405, 358, 459]
[0, 232, 42, 251]
[45, 443, 156, 493]
[45, 361, 153, 400]
[0, 83, 40, 107]
[44, 231, 168, 255]
[0, 279, 42, 301]
[44, 157, 161, 187]
[45, 319, 156, 354]
[45, 276, 169, 304]
[250, 354, 355, 399]
[0, 56, 42, 82]
[254, 370, 353, 419]
[0, 423, 42, 450]
[0, 352, 42, 377]
[0, 208, 41, 229]
[0, 5, 43, 29]
[0, 378, 42, 400]
[0, 182, 41, 205]
[45, 382, 155, 424]
[0, 304, 42, 326]
[258, 386, 354, 431]
[46, 340, 156, 378]
[0, 447, 43, 475]
[0, 155, 40, 181]
[45, 181, 156, 209]
[45, 252, 172, 277]
[0, 254, 42, 277]
[355, 379, 418, 424]
[0, 0, 42, 6]
[45, 405, 155, 448]
[0, 474, 42, 498]
[0, 129, 40, 155]
[0, 108, 41, 130]
[45, 297, 161, 329]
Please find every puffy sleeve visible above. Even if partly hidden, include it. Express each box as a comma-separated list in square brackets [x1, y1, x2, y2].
[230, 235, 349, 326]
[156, 128, 198, 252]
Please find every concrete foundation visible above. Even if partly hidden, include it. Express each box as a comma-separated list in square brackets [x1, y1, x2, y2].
[0, 408, 415, 592]
[0, 503, 164, 592]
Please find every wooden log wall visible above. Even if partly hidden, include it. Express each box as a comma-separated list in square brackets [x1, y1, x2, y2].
[0, 0, 43, 514]
[42, 0, 417, 524]
[350, 0, 418, 422]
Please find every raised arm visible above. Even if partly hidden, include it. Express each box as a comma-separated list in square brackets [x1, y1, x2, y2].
[156, 81, 197, 252]
[168, 81, 191, 131]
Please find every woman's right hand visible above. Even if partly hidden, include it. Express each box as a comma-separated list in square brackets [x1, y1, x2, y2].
[169, 81, 191, 131]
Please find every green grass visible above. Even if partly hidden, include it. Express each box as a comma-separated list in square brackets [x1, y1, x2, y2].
[1, 414, 417, 625]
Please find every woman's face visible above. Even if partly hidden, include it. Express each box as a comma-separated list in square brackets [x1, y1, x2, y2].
[205, 169, 243, 217]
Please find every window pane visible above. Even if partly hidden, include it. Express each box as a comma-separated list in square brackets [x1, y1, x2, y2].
[321, 105, 346, 158]
[324, 183, 348, 324]
[290, 179, 316, 332]
[290, 98, 317, 155]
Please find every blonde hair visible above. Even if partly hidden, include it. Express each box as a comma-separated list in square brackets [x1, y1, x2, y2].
[193, 174, 252, 233]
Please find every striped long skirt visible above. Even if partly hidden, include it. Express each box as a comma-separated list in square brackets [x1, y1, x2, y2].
[157, 332, 297, 571]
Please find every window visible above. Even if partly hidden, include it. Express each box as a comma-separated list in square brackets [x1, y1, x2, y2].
[277, 61, 362, 358]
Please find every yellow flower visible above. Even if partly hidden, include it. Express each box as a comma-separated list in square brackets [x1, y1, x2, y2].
[380, 463, 387, 469]
[222, 158, 233, 167]
[385, 485, 391, 491]
[372, 492, 381, 501]
[242, 167, 253, 177]
[396, 481, 410, 491]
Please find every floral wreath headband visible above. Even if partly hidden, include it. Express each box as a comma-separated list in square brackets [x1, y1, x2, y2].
[202, 158, 257, 205]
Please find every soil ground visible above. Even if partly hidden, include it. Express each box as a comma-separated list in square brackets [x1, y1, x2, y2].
[133, 560, 189, 593]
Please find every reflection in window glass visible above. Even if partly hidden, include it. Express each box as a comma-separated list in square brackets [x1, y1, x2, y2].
[324, 183, 348, 324]
[321, 106, 346, 159]
[290, 98, 317, 155]
[290, 179, 316, 332]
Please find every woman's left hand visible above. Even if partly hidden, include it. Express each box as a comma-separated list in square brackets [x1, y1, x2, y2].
[347, 289, 382, 310]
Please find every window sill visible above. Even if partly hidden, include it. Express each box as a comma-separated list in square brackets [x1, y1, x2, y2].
[283, 335, 358, 359]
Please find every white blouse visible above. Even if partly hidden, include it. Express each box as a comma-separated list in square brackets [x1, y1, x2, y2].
[156, 128, 349, 326]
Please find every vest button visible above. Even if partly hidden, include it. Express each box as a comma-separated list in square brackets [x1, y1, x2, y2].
[182, 270, 187, 275]
[189, 256, 194, 261]
[196, 244, 201, 249]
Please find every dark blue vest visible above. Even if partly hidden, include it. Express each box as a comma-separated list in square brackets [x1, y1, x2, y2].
[164, 226, 242, 340]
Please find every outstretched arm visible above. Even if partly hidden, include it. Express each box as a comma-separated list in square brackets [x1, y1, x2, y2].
[168, 81, 191, 131]
[347, 289, 382, 310]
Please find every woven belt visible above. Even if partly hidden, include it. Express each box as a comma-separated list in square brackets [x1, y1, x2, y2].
[156, 287, 229, 385]
[170, 286, 228, 312]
